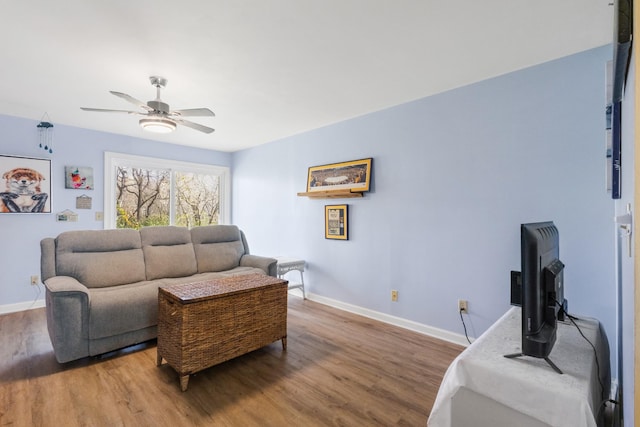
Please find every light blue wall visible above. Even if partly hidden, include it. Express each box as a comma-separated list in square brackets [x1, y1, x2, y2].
[617, 50, 635, 427]
[0, 44, 621, 402]
[233, 45, 617, 368]
[0, 115, 230, 307]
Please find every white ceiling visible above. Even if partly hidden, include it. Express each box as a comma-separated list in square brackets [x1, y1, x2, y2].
[0, 1, 613, 152]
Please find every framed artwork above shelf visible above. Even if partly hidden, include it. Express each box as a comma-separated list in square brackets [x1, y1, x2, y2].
[300, 158, 372, 199]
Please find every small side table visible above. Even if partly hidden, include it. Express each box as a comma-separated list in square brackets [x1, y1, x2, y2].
[275, 257, 306, 299]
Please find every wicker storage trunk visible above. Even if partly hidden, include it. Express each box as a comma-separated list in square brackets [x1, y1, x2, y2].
[156, 274, 288, 391]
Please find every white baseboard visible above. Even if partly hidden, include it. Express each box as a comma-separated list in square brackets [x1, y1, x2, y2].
[0, 299, 45, 315]
[1, 291, 468, 348]
[306, 292, 469, 347]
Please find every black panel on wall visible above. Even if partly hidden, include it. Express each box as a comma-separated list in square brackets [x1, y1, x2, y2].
[611, 101, 621, 200]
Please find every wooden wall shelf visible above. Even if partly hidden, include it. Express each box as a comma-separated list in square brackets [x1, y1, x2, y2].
[297, 190, 364, 199]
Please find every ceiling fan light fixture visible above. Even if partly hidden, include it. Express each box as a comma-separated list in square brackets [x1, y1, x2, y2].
[82, 77, 213, 134]
[139, 117, 176, 133]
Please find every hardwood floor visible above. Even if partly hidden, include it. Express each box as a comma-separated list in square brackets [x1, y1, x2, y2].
[0, 297, 463, 426]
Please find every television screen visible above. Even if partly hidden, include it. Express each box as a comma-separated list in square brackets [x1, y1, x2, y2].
[505, 221, 567, 374]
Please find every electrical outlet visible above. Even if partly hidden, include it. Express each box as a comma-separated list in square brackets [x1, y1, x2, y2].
[391, 290, 398, 302]
[30, 275, 39, 286]
[95, 212, 104, 221]
[458, 299, 468, 313]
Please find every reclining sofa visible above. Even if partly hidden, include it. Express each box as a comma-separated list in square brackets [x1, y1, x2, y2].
[40, 224, 276, 363]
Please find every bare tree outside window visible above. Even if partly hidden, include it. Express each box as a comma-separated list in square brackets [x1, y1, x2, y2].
[115, 167, 220, 229]
[175, 172, 220, 227]
[105, 152, 229, 229]
[116, 166, 170, 229]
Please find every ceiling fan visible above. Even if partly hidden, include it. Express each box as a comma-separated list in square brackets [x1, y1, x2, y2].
[81, 76, 215, 134]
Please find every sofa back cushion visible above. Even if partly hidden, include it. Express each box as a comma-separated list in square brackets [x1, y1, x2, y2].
[55, 229, 146, 288]
[140, 226, 197, 280]
[191, 225, 246, 273]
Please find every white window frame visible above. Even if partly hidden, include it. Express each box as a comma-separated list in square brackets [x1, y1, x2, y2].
[104, 151, 230, 229]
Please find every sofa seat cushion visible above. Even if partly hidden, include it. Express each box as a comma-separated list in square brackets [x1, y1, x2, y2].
[88, 268, 266, 339]
[55, 229, 146, 288]
[141, 226, 197, 280]
[89, 281, 161, 339]
[191, 225, 245, 273]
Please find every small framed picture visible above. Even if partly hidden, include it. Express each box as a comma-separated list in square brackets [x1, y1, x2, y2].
[65, 166, 94, 190]
[325, 204, 348, 240]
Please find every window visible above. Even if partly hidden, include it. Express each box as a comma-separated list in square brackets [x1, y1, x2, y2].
[104, 152, 230, 229]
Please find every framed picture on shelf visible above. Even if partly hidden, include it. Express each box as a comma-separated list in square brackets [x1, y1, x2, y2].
[325, 204, 348, 240]
[307, 158, 372, 193]
[0, 155, 51, 214]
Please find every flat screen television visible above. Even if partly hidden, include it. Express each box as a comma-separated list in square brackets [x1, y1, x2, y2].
[505, 221, 567, 374]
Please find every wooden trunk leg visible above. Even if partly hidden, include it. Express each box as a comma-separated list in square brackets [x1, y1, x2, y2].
[281, 336, 287, 351]
[180, 374, 190, 392]
[156, 352, 163, 367]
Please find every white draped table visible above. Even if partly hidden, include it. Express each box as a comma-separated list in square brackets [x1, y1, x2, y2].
[428, 307, 610, 427]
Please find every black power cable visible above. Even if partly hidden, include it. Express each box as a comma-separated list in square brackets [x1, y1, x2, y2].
[459, 308, 472, 344]
[556, 300, 619, 425]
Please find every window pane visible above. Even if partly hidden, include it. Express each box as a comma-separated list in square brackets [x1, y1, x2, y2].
[105, 152, 230, 229]
[115, 166, 170, 229]
[174, 171, 220, 227]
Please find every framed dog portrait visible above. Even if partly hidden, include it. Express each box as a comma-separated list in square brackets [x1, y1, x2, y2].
[0, 155, 51, 214]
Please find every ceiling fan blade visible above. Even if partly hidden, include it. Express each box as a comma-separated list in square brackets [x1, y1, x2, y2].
[175, 118, 215, 134]
[110, 91, 153, 111]
[171, 108, 215, 117]
[80, 107, 142, 114]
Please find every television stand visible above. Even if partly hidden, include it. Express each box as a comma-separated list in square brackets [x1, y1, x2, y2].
[503, 352, 563, 374]
[428, 307, 610, 426]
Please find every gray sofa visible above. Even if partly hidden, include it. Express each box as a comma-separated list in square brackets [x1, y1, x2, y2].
[40, 225, 277, 363]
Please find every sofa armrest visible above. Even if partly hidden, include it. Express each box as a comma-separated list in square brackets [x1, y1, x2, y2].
[240, 255, 277, 277]
[40, 237, 56, 282]
[45, 275, 89, 294]
[44, 276, 91, 363]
